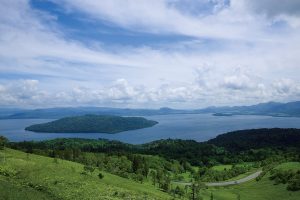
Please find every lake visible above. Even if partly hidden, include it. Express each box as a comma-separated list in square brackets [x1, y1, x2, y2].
[1, 114, 300, 144]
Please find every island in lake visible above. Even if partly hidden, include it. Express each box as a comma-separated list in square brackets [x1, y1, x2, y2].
[25, 114, 158, 133]
[213, 113, 233, 117]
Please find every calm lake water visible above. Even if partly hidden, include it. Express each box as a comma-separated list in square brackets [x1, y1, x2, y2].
[1, 114, 300, 144]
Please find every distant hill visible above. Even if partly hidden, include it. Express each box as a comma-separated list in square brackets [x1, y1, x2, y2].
[25, 115, 158, 133]
[208, 128, 300, 151]
[0, 108, 27, 117]
[197, 101, 300, 117]
[1, 101, 300, 119]
[1, 107, 189, 119]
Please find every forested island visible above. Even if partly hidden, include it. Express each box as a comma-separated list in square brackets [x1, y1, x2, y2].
[25, 114, 158, 133]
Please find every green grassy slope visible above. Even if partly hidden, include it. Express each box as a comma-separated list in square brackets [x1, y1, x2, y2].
[276, 162, 300, 171]
[0, 177, 53, 200]
[0, 148, 171, 200]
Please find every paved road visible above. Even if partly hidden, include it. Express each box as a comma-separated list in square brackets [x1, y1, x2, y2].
[173, 170, 262, 187]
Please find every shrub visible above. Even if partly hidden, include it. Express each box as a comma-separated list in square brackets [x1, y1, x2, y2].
[98, 172, 104, 179]
[0, 136, 8, 150]
[84, 165, 95, 175]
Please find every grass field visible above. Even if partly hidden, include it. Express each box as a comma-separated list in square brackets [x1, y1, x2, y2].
[211, 163, 254, 171]
[0, 148, 171, 200]
[0, 176, 53, 200]
[276, 162, 300, 171]
[211, 164, 233, 171]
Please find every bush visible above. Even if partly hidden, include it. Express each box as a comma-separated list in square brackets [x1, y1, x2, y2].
[0, 166, 19, 177]
[98, 172, 104, 179]
[84, 165, 95, 175]
[269, 169, 300, 191]
[0, 136, 8, 150]
[287, 174, 300, 191]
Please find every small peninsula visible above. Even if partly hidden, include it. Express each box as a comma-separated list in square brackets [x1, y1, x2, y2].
[25, 114, 158, 133]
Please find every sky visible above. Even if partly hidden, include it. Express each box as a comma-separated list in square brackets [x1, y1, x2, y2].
[0, 0, 300, 109]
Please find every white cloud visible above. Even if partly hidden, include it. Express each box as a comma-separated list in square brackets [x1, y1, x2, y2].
[245, 0, 300, 17]
[0, 0, 300, 108]
[57, 0, 264, 40]
[272, 79, 300, 95]
[223, 75, 252, 90]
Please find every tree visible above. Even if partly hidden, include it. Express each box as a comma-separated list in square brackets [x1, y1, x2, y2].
[184, 185, 189, 195]
[84, 165, 95, 175]
[175, 186, 184, 198]
[132, 156, 141, 173]
[137, 174, 144, 184]
[63, 149, 73, 160]
[149, 170, 157, 186]
[0, 136, 8, 163]
[98, 172, 104, 179]
[0, 136, 8, 150]
[190, 181, 205, 200]
[156, 169, 163, 187]
[53, 157, 59, 164]
[160, 178, 170, 192]
[190, 182, 198, 200]
[142, 158, 149, 177]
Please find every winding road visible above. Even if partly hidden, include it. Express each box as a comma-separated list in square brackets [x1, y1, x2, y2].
[173, 170, 262, 187]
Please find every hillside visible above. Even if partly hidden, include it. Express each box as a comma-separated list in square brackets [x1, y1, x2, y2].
[208, 128, 300, 151]
[199, 101, 300, 117]
[0, 148, 170, 200]
[25, 115, 158, 133]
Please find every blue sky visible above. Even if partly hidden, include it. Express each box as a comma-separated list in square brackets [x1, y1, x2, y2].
[0, 0, 300, 108]
[31, 0, 195, 47]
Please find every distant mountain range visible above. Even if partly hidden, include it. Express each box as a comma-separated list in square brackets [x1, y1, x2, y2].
[197, 101, 300, 117]
[0, 107, 190, 119]
[1, 101, 300, 119]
